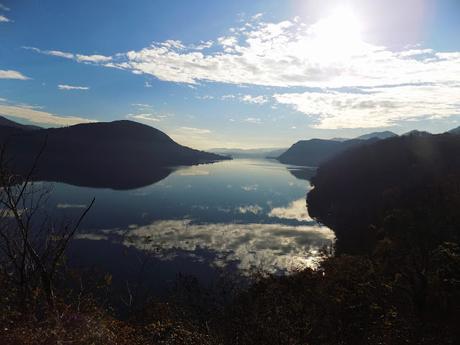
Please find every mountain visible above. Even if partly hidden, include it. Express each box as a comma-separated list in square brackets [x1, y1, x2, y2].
[402, 129, 431, 137]
[448, 126, 460, 135]
[286, 166, 317, 181]
[277, 139, 346, 167]
[308, 132, 460, 254]
[0, 119, 229, 189]
[265, 148, 288, 158]
[330, 137, 350, 142]
[277, 138, 379, 167]
[210, 147, 287, 159]
[277, 131, 399, 167]
[355, 131, 397, 140]
[0, 116, 42, 131]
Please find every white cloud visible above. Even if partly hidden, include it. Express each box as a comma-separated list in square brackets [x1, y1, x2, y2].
[162, 40, 185, 50]
[24, 46, 111, 63]
[218, 35, 238, 52]
[221, 94, 236, 100]
[176, 126, 211, 135]
[127, 112, 169, 123]
[0, 15, 10, 22]
[168, 126, 225, 149]
[243, 117, 262, 124]
[0, 100, 96, 126]
[26, 14, 460, 128]
[196, 94, 214, 100]
[274, 84, 460, 129]
[23, 46, 74, 59]
[194, 40, 213, 50]
[0, 4, 10, 11]
[47, 50, 74, 59]
[131, 103, 152, 108]
[0, 69, 30, 80]
[26, 19, 460, 89]
[75, 54, 112, 63]
[58, 84, 90, 91]
[240, 94, 268, 104]
[130, 103, 166, 119]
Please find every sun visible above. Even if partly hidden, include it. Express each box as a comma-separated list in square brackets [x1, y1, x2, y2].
[312, 6, 365, 58]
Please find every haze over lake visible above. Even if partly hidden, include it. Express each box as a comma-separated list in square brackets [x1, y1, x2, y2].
[44, 159, 333, 292]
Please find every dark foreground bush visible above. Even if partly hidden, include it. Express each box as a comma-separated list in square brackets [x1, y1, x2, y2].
[0, 281, 215, 345]
[218, 245, 460, 345]
[1, 241, 459, 345]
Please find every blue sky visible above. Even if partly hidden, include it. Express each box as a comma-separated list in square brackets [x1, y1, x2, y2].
[1, 0, 460, 149]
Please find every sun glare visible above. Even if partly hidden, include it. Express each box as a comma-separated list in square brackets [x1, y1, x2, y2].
[312, 6, 365, 58]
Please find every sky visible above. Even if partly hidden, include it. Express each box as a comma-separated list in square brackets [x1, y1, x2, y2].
[1, 0, 460, 149]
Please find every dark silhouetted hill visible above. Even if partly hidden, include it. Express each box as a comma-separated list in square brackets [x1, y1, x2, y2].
[277, 138, 378, 167]
[308, 133, 460, 254]
[448, 126, 460, 135]
[277, 130, 401, 167]
[0, 116, 41, 131]
[286, 166, 317, 181]
[0, 119, 229, 189]
[402, 129, 431, 137]
[355, 130, 397, 140]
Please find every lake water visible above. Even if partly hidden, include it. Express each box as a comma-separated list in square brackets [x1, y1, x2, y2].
[45, 159, 334, 294]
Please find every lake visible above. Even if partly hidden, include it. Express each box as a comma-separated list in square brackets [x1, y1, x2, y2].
[44, 159, 334, 295]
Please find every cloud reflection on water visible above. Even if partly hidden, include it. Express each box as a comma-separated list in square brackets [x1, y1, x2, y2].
[268, 198, 312, 222]
[77, 219, 334, 274]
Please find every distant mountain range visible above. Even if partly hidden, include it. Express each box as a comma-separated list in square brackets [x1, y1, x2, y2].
[277, 128, 460, 167]
[277, 130, 452, 167]
[210, 147, 287, 159]
[209, 132, 397, 161]
[0, 117, 229, 189]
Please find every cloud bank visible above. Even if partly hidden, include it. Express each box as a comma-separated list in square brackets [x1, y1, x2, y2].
[0, 101, 96, 126]
[26, 15, 460, 129]
[274, 84, 460, 129]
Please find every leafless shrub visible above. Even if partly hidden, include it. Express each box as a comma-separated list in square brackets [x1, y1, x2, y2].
[0, 142, 94, 308]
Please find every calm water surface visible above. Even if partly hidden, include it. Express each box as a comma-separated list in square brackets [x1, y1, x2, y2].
[45, 159, 334, 293]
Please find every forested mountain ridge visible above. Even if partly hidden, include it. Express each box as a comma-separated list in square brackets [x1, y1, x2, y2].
[307, 132, 460, 254]
[277, 137, 378, 167]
